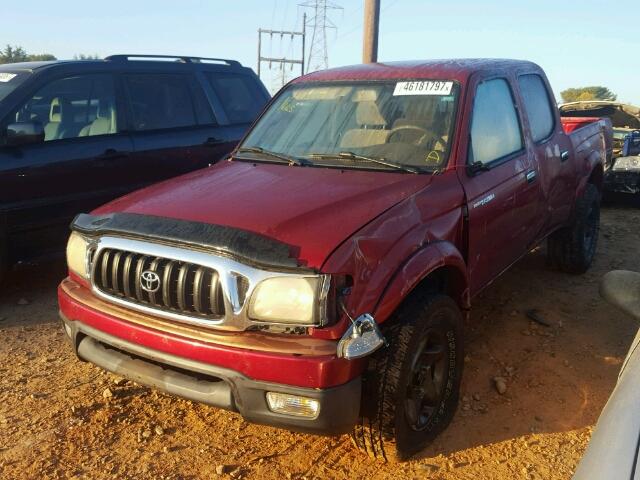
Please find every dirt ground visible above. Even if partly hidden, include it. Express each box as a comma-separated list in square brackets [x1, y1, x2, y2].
[1, 203, 639, 480]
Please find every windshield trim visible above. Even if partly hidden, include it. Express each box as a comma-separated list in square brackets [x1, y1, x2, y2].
[239, 78, 461, 174]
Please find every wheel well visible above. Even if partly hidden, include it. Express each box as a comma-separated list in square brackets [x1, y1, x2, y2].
[588, 164, 604, 192]
[409, 266, 468, 309]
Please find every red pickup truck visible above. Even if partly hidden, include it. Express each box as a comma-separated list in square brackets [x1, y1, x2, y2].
[58, 59, 610, 461]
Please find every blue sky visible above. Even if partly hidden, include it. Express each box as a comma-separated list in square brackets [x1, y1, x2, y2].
[4, 0, 639, 103]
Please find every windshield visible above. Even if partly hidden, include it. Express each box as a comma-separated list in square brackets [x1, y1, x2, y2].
[240, 80, 459, 172]
[0, 71, 30, 103]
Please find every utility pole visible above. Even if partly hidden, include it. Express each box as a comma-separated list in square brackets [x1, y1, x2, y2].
[300, 0, 342, 72]
[362, 0, 380, 63]
[257, 13, 306, 88]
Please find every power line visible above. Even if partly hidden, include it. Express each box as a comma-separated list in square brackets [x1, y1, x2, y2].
[299, 0, 342, 72]
[257, 14, 307, 92]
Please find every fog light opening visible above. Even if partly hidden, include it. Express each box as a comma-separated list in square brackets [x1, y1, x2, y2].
[265, 392, 320, 419]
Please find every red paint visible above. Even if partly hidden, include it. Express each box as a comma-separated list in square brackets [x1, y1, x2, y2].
[63, 59, 610, 389]
[561, 117, 599, 134]
[93, 161, 432, 270]
[59, 284, 364, 388]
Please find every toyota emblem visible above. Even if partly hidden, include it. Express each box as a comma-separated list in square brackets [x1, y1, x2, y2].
[140, 270, 161, 293]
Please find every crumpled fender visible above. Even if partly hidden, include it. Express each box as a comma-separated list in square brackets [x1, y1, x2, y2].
[372, 241, 470, 324]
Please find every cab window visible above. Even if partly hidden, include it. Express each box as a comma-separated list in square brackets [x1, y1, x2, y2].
[518, 74, 555, 143]
[469, 78, 523, 165]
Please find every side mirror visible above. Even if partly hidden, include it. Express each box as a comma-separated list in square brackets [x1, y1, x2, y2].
[467, 160, 490, 176]
[5, 121, 45, 146]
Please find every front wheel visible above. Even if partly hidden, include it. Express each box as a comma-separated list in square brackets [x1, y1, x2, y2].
[351, 294, 464, 462]
[547, 183, 600, 274]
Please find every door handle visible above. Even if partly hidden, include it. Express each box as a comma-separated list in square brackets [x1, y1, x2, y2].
[97, 149, 129, 161]
[560, 150, 570, 162]
[526, 170, 537, 184]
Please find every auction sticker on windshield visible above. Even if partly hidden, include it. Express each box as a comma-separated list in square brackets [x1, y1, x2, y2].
[393, 81, 453, 96]
[0, 73, 17, 83]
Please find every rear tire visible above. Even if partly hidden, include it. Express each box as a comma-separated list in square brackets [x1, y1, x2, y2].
[547, 183, 600, 274]
[351, 294, 464, 462]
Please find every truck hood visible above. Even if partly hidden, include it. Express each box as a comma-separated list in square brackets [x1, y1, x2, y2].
[94, 161, 432, 269]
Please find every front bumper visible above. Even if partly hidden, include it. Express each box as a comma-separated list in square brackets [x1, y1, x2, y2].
[58, 279, 363, 435]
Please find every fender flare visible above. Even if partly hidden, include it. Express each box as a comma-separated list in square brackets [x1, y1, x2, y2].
[576, 150, 604, 199]
[372, 241, 470, 324]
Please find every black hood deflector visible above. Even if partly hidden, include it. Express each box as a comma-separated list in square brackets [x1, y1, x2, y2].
[71, 212, 308, 272]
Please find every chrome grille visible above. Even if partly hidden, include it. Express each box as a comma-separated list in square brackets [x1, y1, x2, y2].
[93, 248, 226, 319]
[88, 236, 328, 332]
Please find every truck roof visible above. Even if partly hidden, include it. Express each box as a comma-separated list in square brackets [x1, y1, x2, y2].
[294, 58, 541, 84]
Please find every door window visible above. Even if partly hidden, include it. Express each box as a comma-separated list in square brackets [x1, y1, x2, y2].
[518, 74, 555, 143]
[13, 74, 117, 141]
[124, 74, 198, 131]
[205, 73, 264, 124]
[469, 78, 523, 165]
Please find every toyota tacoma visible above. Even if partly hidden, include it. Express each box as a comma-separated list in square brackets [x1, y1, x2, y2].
[59, 59, 611, 461]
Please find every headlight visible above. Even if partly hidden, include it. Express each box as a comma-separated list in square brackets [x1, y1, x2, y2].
[66, 232, 90, 278]
[248, 276, 327, 325]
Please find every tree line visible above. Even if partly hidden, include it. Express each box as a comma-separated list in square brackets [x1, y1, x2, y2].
[560, 86, 617, 103]
[0, 45, 100, 64]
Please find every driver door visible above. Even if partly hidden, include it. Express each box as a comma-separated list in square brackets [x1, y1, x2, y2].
[459, 75, 538, 295]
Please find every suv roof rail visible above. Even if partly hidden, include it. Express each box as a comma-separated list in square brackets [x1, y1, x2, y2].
[104, 54, 241, 67]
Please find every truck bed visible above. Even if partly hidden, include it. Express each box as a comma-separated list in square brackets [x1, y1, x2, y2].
[562, 116, 613, 165]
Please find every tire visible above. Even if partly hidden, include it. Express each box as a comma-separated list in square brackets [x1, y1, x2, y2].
[351, 293, 464, 462]
[547, 183, 600, 274]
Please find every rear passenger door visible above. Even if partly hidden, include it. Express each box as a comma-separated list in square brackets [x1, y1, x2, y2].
[517, 73, 576, 237]
[459, 76, 539, 295]
[122, 72, 228, 185]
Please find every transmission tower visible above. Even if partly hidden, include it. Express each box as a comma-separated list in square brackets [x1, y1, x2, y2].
[299, 0, 342, 72]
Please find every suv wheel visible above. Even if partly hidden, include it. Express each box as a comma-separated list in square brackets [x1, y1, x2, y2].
[547, 183, 600, 274]
[352, 294, 464, 462]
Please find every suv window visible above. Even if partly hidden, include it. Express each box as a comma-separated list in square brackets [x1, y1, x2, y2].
[13, 74, 117, 141]
[469, 78, 523, 165]
[518, 74, 555, 143]
[124, 74, 197, 131]
[205, 73, 263, 124]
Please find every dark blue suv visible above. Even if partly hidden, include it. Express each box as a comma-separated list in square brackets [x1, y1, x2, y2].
[0, 55, 270, 283]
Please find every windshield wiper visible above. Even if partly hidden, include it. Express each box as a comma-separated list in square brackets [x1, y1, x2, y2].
[307, 151, 419, 174]
[235, 147, 305, 166]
